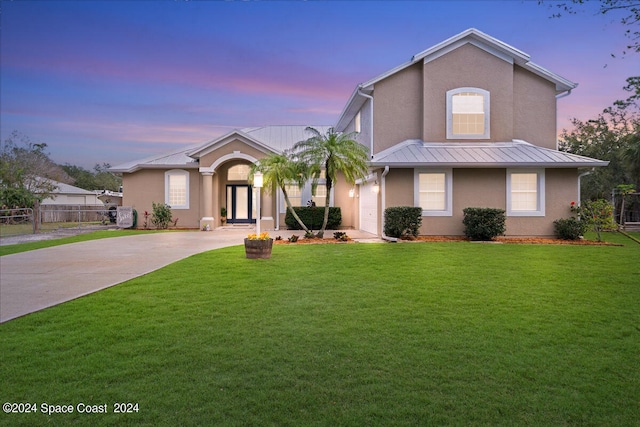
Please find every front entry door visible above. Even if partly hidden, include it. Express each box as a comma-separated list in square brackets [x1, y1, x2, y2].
[226, 185, 254, 224]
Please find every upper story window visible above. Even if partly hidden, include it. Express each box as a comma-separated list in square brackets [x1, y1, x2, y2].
[227, 164, 250, 181]
[165, 169, 189, 209]
[446, 87, 490, 139]
[355, 111, 362, 133]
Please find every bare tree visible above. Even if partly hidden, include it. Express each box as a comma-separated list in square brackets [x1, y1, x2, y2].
[540, 0, 640, 57]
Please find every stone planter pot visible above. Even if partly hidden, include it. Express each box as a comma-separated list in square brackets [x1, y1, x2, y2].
[244, 238, 273, 259]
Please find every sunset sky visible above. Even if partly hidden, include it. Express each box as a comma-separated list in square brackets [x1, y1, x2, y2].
[1, 1, 637, 169]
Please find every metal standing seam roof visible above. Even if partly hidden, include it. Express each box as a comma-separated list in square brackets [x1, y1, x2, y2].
[370, 140, 609, 168]
[110, 125, 332, 173]
[109, 146, 200, 173]
[241, 125, 332, 153]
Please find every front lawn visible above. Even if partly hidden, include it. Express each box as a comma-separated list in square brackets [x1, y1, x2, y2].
[1, 234, 639, 426]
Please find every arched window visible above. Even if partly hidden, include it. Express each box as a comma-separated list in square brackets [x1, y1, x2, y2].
[446, 87, 490, 139]
[227, 164, 250, 181]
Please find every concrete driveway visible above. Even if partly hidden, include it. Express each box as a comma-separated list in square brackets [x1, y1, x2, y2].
[0, 229, 380, 323]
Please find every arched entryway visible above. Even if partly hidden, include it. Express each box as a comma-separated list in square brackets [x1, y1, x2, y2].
[225, 164, 256, 224]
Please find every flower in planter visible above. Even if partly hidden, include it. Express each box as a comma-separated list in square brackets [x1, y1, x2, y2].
[247, 232, 271, 240]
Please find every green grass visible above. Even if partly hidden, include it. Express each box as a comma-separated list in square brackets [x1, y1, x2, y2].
[0, 230, 164, 256]
[1, 233, 639, 426]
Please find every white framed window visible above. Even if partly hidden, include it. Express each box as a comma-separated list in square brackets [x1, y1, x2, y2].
[414, 169, 453, 216]
[355, 111, 362, 133]
[507, 169, 545, 216]
[165, 169, 189, 209]
[311, 184, 327, 207]
[282, 184, 302, 209]
[279, 178, 333, 211]
[446, 87, 490, 139]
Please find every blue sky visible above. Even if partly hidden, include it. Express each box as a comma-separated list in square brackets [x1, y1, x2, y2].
[1, 1, 637, 168]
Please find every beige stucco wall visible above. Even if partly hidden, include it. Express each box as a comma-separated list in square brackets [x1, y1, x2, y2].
[369, 42, 561, 153]
[506, 168, 578, 236]
[373, 62, 423, 153]
[199, 139, 267, 168]
[382, 167, 579, 237]
[423, 43, 514, 143]
[122, 168, 201, 228]
[513, 66, 558, 149]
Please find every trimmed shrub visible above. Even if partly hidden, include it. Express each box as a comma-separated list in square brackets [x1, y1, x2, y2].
[384, 206, 422, 238]
[151, 202, 173, 230]
[285, 206, 342, 230]
[553, 217, 586, 240]
[462, 207, 506, 241]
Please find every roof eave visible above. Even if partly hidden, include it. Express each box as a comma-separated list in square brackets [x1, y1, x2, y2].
[110, 163, 200, 174]
[188, 129, 278, 159]
[370, 161, 609, 168]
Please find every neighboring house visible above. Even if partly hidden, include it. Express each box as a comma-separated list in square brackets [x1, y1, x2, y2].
[38, 179, 103, 206]
[111, 28, 608, 236]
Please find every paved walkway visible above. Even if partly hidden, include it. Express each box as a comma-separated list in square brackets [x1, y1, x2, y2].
[0, 229, 381, 323]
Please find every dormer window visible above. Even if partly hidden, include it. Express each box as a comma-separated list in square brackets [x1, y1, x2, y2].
[446, 88, 490, 139]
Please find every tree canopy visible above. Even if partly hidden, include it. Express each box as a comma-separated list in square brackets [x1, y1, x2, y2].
[0, 130, 122, 209]
[0, 131, 71, 208]
[559, 77, 640, 199]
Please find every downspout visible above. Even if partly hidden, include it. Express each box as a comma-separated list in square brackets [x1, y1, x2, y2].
[555, 89, 573, 150]
[380, 166, 397, 242]
[357, 88, 374, 159]
[556, 89, 572, 100]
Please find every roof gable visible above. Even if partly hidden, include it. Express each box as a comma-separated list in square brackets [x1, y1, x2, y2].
[336, 28, 577, 131]
[187, 129, 276, 159]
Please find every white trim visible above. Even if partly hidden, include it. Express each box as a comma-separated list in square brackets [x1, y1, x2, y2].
[164, 169, 190, 209]
[414, 169, 453, 216]
[506, 169, 545, 216]
[446, 87, 490, 140]
[199, 151, 259, 174]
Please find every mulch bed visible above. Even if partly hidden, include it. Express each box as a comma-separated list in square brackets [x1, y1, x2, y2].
[402, 236, 621, 246]
[273, 237, 354, 245]
[273, 235, 620, 246]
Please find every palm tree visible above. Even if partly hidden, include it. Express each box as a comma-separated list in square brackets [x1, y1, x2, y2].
[250, 152, 311, 233]
[293, 127, 369, 237]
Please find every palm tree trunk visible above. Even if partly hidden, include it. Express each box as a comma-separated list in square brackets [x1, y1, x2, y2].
[282, 186, 310, 233]
[318, 176, 331, 238]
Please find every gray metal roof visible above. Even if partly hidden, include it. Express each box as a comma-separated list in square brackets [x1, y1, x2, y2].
[110, 125, 331, 173]
[371, 140, 609, 168]
[37, 178, 98, 195]
[242, 125, 332, 153]
[110, 146, 200, 173]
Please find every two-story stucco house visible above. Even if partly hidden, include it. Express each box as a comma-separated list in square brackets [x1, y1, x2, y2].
[111, 28, 608, 237]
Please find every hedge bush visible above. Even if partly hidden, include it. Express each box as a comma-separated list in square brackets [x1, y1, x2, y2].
[384, 206, 422, 238]
[462, 207, 506, 241]
[284, 207, 342, 230]
[553, 217, 586, 240]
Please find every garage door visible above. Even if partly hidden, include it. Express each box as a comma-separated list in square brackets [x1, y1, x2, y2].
[359, 182, 378, 235]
